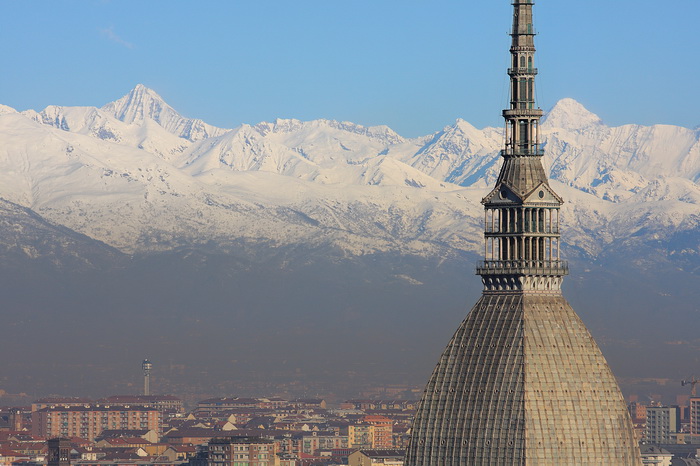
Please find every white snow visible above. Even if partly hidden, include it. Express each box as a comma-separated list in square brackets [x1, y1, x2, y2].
[0, 85, 697, 258]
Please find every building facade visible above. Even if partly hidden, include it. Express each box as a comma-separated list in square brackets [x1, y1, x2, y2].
[639, 446, 673, 466]
[47, 438, 71, 466]
[690, 398, 700, 436]
[300, 432, 346, 455]
[630, 402, 649, 423]
[32, 406, 161, 441]
[404, 1, 642, 464]
[349, 416, 393, 450]
[646, 406, 681, 444]
[207, 437, 276, 466]
[348, 449, 405, 466]
[363, 416, 393, 449]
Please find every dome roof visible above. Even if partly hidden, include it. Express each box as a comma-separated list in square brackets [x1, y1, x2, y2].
[405, 294, 641, 465]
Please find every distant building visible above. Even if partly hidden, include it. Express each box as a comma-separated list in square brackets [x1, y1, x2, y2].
[98, 395, 184, 414]
[196, 398, 267, 417]
[348, 449, 404, 466]
[0, 448, 30, 465]
[163, 427, 217, 446]
[670, 459, 700, 466]
[630, 401, 649, 422]
[348, 424, 372, 450]
[162, 445, 198, 462]
[362, 416, 392, 449]
[348, 416, 393, 450]
[207, 436, 275, 466]
[341, 401, 417, 411]
[299, 432, 346, 455]
[95, 429, 159, 444]
[32, 398, 94, 413]
[32, 406, 161, 441]
[47, 438, 71, 466]
[0, 408, 24, 432]
[646, 406, 681, 444]
[640, 445, 673, 466]
[290, 399, 326, 410]
[691, 398, 700, 436]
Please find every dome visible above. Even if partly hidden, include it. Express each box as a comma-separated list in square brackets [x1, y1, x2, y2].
[405, 294, 640, 464]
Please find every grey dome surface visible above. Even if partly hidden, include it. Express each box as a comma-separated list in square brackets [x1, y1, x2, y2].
[405, 294, 641, 465]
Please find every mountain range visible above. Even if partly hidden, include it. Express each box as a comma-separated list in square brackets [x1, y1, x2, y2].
[0, 85, 697, 401]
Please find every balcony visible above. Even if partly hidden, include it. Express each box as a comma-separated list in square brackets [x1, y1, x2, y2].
[476, 260, 569, 276]
[502, 108, 544, 118]
[508, 67, 538, 76]
[500, 148, 545, 157]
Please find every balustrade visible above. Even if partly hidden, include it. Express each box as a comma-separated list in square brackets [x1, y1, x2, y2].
[476, 259, 569, 276]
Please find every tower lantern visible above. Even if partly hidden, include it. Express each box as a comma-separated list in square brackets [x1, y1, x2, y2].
[478, 0, 566, 295]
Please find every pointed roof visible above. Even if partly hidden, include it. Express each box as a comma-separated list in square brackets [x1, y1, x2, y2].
[495, 155, 549, 198]
[405, 295, 642, 464]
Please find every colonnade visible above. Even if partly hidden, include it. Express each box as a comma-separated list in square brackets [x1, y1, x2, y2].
[505, 117, 540, 155]
[483, 207, 562, 262]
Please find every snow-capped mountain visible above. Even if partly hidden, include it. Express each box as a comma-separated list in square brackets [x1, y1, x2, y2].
[102, 84, 229, 142]
[0, 197, 123, 269]
[0, 85, 697, 267]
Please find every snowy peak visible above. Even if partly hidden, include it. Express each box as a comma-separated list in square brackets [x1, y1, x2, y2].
[400, 118, 502, 187]
[255, 118, 405, 145]
[102, 84, 229, 142]
[26, 105, 72, 131]
[323, 120, 405, 145]
[102, 84, 172, 126]
[0, 104, 17, 115]
[542, 98, 602, 129]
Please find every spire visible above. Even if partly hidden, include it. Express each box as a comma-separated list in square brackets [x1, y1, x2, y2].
[477, 0, 568, 294]
[404, 3, 642, 464]
[503, 0, 545, 185]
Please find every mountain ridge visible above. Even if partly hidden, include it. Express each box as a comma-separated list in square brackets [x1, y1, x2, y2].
[0, 85, 696, 267]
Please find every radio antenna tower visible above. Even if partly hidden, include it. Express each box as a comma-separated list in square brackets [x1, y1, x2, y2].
[142, 359, 152, 396]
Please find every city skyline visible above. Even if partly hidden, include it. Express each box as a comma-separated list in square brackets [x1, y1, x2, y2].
[1, 0, 698, 137]
[3, 391, 700, 465]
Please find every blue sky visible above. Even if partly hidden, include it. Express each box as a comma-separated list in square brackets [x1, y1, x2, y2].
[1, 0, 697, 137]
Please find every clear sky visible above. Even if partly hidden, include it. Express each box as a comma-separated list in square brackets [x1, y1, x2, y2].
[1, 0, 697, 137]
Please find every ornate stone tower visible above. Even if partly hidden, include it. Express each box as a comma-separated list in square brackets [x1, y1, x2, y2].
[47, 438, 71, 466]
[404, 1, 642, 464]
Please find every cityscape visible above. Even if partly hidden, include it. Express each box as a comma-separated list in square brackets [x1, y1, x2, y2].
[1, 366, 700, 465]
[1, 0, 699, 465]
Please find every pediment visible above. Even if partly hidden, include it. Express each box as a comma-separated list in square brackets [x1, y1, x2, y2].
[482, 183, 524, 206]
[522, 182, 563, 204]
